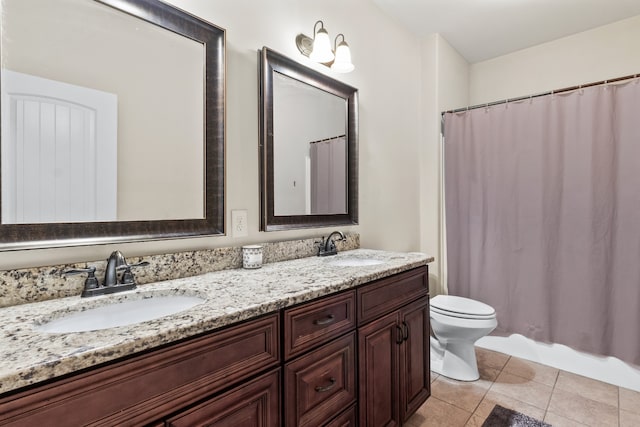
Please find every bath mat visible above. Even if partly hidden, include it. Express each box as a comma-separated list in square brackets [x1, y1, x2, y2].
[481, 404, 551, 427]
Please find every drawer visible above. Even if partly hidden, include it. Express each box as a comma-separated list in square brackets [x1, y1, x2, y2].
[165, 369, 280, 427]
[325, 404, 357, 427]
[357, 266, 428, 325]
[0, 314, 280, 426]
[284, 331, 357, 427]
[284, 290, 356, 360]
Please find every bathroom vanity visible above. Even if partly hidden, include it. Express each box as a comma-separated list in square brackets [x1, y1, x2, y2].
[0, 249, 431, 426]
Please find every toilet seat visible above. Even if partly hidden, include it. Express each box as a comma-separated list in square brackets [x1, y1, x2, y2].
[430, 295, 496, 320]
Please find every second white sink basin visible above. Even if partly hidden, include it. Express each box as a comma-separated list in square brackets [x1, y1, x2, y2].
[35, 295, 205, 333]
[326, 257, 385, 267]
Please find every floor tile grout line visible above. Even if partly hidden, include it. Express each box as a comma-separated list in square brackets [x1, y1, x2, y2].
[543, 367, 560, 418]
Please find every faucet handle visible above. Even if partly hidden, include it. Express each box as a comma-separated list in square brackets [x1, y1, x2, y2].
[116, 261, 149, 285]
[64, 266, 100, 291]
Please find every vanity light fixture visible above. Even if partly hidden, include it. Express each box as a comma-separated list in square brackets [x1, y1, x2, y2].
[295, 20, 355, 73]
[331, 34, 354, 73]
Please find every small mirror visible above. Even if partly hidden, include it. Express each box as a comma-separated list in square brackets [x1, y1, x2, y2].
[259, 47, 358, 231]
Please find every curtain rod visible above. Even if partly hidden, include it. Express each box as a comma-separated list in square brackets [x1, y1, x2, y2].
[309, 134, 346, 144]
[442, 73, 640, 115]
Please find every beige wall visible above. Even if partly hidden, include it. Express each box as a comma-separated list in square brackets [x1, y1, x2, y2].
[1, 0, 424, 269]
[420, 34, 469, 295]
[470, 15, 640, 105]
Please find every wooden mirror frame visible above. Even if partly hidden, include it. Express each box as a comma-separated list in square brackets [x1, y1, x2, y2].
[0, 0, 225, 250]
[259, 47, 358, 231]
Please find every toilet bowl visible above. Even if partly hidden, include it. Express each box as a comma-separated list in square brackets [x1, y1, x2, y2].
[430, 295, 497, 381]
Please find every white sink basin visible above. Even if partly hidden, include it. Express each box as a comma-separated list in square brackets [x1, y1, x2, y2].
[35, 295, 205, 333]
[326, 257, 385, 267]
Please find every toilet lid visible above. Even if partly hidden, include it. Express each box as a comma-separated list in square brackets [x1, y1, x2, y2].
[430, 295, 496, 318]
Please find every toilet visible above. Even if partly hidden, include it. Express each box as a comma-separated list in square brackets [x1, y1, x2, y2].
[430, 295, 497, 381]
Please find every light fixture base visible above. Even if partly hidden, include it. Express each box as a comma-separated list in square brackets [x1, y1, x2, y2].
[295, 34, 313, 57]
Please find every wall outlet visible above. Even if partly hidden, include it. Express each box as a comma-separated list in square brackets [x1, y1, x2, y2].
[231, 209, 249, 237]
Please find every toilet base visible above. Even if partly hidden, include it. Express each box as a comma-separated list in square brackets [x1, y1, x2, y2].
[430, 336, 480, 381]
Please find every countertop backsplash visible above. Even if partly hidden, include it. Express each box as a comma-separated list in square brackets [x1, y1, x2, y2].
[0, 232, 360, 308]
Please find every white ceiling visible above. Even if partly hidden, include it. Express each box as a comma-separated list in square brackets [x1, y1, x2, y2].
[372, 0, 640, 63]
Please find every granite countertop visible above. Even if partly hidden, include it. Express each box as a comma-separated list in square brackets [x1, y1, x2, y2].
[0, 249, 432, 395]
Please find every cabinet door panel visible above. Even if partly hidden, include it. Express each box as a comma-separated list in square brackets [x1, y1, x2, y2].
[400, 297, 431, 421]
[358, 311, 401, 427]
[166, 369, 280, 427]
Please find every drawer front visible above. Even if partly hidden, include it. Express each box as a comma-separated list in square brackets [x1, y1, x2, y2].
[325, 404, 357, 427]
[0, 314, 280, 426]
[357, 266, 428, 325]
[166, 368, 280, 427]
[284, 290, 356, 360]
[284, 332, 357, 427]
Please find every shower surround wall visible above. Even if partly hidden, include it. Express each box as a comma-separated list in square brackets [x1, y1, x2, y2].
[0, 233, 359, 308]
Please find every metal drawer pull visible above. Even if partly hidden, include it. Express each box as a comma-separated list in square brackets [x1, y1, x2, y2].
[313, 314, 336, 325]
[315, 377, 337, 392]
[396, 325, 404, 344]
[402, 321, 409, 341]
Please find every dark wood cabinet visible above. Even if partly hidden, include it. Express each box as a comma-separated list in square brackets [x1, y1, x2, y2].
[358, 311, 402, 427]
[0, 314, 280, 426]
[357, 266, 430, 426]
[165, 369, 280, 427]
[399, 298, 431, 422]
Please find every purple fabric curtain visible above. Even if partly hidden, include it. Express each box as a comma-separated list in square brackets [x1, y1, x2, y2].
[444, 78, 640, 365]
[310, 136, 347, 214]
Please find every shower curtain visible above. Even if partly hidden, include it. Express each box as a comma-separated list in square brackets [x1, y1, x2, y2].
[444, 78, 640, 365]
[310, 135, 347, 214]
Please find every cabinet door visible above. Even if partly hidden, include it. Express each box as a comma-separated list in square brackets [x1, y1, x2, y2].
[165, 369, 280, 427]
[358, 311, 401, 427]
[399, 297, 431, 422]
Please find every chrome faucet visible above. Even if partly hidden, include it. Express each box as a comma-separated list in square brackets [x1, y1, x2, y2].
[64, 250, 149, 297]
[104, 250, 127, 287]
[318, 231, 346, 256]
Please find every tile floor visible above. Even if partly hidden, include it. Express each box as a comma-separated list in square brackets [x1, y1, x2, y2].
[406, 347, 640, 427]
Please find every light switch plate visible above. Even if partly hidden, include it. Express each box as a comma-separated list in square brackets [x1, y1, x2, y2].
[231, 209, 248, 237]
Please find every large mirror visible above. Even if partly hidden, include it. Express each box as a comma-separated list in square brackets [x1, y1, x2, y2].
[0, 0, 225, 250]
[259, 47, 358, 231]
